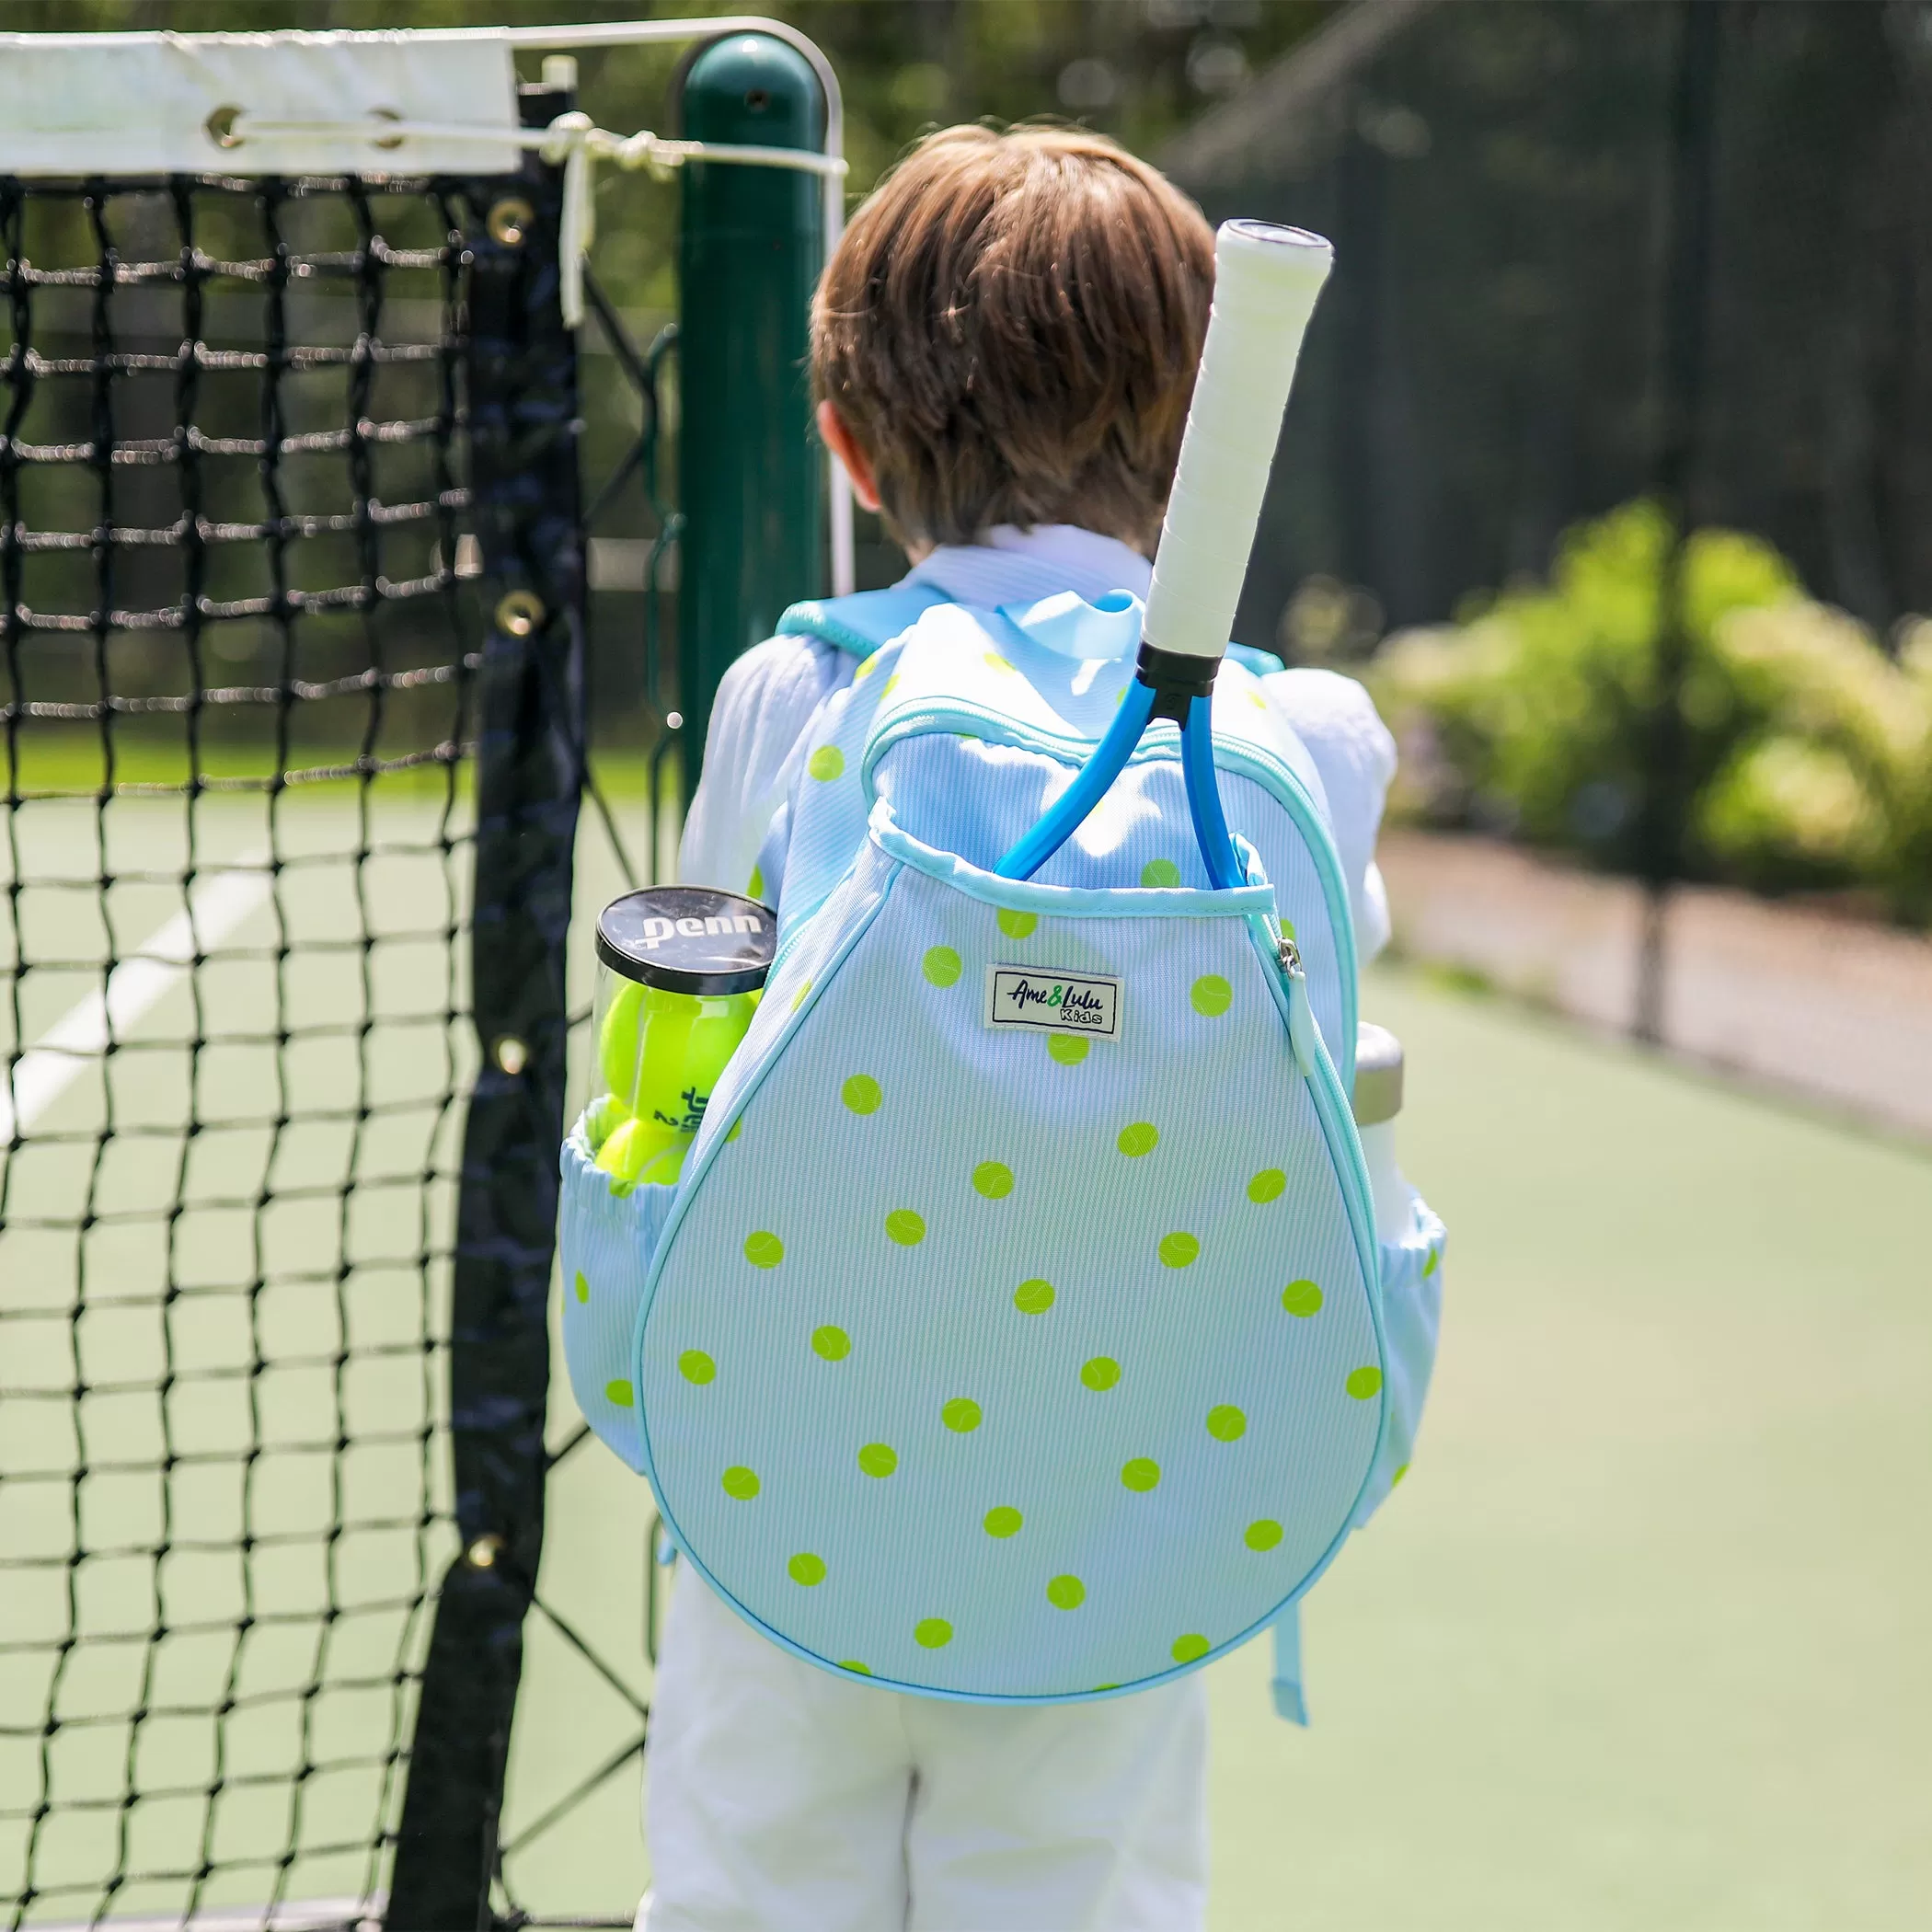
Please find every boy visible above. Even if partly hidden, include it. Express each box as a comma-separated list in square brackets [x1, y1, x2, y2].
[653, 124, 1396, 1932]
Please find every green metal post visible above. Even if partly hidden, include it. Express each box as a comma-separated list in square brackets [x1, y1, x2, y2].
[677, 31, 827, 799]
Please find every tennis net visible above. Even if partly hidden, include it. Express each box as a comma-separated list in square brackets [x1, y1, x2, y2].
[0, 33, 746, 1923]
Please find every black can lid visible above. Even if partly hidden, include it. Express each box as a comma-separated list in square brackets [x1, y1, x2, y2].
[596, 885, 776, 995]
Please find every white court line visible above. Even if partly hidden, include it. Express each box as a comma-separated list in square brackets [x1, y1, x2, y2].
[2, 863, 275, 1142]
[35, 1900, 378, 1932]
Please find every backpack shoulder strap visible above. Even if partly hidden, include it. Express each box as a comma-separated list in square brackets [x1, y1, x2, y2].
[776, 584, 949, 658]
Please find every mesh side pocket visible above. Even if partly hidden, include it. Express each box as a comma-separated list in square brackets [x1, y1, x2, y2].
[558, 1123, 678, 1473]
[1354, 1198, 1447, 1523]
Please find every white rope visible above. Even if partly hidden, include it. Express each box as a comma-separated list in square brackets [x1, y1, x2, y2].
[222, 107, 847, 325]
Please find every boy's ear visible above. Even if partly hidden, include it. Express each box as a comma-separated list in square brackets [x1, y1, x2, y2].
[817, 400, 884, 514]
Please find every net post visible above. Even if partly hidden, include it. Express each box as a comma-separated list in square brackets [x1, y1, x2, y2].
[385, 75, 587, 1932]
[674, 30, 828, 799]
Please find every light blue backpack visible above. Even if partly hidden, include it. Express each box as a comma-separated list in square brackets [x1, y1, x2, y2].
[559, 583, 1444, 1708]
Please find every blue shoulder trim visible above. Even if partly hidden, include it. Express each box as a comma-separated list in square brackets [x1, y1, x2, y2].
[776, 584, 949, 657]
[1227, 642, 1287, 679]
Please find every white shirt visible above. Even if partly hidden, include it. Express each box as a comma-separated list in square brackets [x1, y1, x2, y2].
[679, 523, 1396, 958]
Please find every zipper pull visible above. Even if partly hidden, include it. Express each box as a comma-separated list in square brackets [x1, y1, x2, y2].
[1277, 931, 1317, 1076]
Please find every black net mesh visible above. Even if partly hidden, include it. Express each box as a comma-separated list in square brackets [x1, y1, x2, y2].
[0, 169, 508, 1931]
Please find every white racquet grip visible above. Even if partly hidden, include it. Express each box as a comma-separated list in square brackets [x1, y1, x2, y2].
[1144, 221, 1334, 661]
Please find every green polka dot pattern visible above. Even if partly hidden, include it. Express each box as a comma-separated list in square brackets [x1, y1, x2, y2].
[807, 744, 845, 781]
[610, 792, 1394, 1703]
[1346, 1365, 1384, 1400]
[605, 1378, 634, 1408]
[1190, 975, 1232, 1017]
[573, 1270, 590, 1304]
[1281, 1279, 1324, 1317]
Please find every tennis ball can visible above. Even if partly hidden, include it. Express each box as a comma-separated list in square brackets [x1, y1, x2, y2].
[590, 884, 774, 1192]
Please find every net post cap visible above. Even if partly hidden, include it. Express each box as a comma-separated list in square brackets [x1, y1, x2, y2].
[1352, 1020, 1404, 1125]
[682, 30, 825, 144]
[596, 885, 776, 995]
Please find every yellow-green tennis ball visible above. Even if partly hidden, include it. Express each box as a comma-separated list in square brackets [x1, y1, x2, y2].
[743, 1230, 784, 1269]
[1170, 1633, 1210, 1664]
[636, 1136, 690, 1189]
[583, 1091, 627, 1155]
[914, 1617, 952, 1649]
[1046, 1574, 1086, 1610]
[594, 1116, 683, 1192]
[599, 982, 647, 1102]
[602, 983, 756, 1128]
[983, 1506, 1022, 1537]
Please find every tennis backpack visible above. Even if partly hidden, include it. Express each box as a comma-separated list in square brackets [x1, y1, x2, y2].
[558, 583, 1444, 1703]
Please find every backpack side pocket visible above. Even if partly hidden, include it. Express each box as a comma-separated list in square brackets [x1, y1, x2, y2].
[558, 1121, 681, 1475]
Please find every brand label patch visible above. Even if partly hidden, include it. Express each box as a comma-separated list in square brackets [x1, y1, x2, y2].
[983, 965, 1122, 1041]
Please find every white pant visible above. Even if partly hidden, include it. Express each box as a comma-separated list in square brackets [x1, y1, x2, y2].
[640, 1572, 1208, 1932]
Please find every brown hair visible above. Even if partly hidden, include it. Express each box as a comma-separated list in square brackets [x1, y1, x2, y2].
[812, 124, 1216, 554]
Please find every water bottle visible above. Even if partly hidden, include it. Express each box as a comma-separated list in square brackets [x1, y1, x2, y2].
[1353, 1021, 1414, 1244]
[588, 885, 775, 1192]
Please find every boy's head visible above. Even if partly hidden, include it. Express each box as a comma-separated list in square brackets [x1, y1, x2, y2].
[812, 124, 1215, 558]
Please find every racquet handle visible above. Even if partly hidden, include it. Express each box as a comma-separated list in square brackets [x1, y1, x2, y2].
[1143, 221, 1334, 663]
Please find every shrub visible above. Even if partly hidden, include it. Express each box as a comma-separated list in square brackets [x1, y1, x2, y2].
[1369, 500, 1932, 923]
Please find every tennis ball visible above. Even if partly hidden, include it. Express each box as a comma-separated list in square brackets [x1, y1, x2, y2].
[600, 983, 757, 1132]
[594, 1116, 684, 1193]
[582, 1091, 627, 1156]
